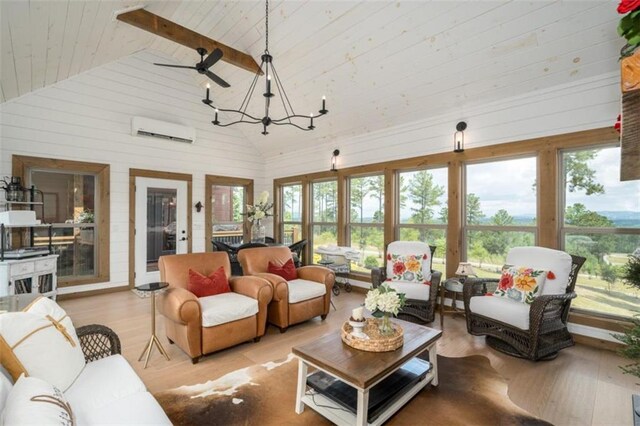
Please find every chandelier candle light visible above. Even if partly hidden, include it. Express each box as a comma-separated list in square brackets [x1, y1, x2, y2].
[202, 0, 328, 135]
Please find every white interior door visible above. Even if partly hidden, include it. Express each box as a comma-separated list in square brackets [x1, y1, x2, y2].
[135, 177, 188, 286]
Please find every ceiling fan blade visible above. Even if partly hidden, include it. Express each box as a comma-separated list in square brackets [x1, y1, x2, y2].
[154, 63, 197, 70]
[202, 48, 223, 69]
[206, 70, 230, 88]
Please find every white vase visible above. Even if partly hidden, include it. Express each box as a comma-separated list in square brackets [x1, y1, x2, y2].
[251, 220, 266, 243]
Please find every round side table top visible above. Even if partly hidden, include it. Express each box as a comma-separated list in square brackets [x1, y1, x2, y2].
[443, 278, 464, 292]
[136, 282, 169, 292]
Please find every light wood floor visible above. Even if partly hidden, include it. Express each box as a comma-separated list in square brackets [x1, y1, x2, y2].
[61, 290, 638, 426]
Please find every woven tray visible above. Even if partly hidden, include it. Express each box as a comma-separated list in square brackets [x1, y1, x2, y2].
[341, 318, 403, 352]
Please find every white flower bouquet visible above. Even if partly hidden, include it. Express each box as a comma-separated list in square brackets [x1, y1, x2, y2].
[246, 191, 273, 223]
[364, 283, 406, 317]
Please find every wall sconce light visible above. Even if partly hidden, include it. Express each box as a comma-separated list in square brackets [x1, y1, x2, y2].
[330, 149, 340, 172]
[453, 121, 467, 153]
[195, 201, 203, 212]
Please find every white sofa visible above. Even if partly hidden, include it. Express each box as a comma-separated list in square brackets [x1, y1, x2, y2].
[0, 325, 170, 425]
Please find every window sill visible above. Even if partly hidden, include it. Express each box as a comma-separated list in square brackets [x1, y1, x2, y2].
[58, 274, 110, 288]
[568, 309, 633, 333]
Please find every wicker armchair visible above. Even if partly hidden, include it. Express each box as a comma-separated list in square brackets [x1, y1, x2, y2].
[371, 243, 441, 324]
[76, 324, 121, 362]
[463, 247, 586, 361]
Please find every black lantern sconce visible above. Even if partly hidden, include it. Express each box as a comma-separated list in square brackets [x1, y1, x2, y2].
[453, 121, 467, 153]
[330, 149, 340, 172]
[195, 201, 203, 213]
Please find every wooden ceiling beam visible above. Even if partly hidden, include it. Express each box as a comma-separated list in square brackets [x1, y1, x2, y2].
[116, 8, 262, 75]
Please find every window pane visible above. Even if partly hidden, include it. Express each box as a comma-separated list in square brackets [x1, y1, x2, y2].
[350, 175, 384, 224]
[31, 170, 97, 280]
[312, 180, 337, 222]
[212, 184, 244, 244]
[32, 171, 95, 224]
[466, 157, 537, 225]
[399, 169, 447, 224]
[565, 232, 640, 318]
[146, 188, 176, 272]
[563, 147, 640, 228]
[466, 230, 536, 277]
[283, 223, 302, 245]
[349, 225, 384, 272]
[399, 227, 447, 274]
[282, 184, 302, 222]
[312, 225, 337, 263]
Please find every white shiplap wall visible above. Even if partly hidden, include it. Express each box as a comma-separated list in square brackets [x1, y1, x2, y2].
[265, 71, 620, 178]
[0, 49, 266, 295]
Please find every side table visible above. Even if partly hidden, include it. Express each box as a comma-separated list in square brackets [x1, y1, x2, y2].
[136, 282, 171, 368]
[439, 278, 465, 328]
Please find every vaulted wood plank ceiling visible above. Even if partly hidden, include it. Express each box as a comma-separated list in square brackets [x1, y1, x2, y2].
[0, 1, 622, 157]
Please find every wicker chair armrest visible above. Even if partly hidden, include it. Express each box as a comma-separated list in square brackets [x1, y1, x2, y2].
[463, 278, 497, 303]
[529, 292, 576, 328]
[371, 267, 386, 288]
[76, 324, 122, 363]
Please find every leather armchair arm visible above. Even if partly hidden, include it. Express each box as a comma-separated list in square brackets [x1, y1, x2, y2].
[158, 287, 201, 325]
[254, 272, 289, 302]
[371, 267, 386, 288]
[229, 276, 273, 305]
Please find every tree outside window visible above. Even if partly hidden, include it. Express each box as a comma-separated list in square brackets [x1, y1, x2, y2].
[311, 180, 337, 263]
[397, 168, 448, 273]
[282, 184, 302, 245]
[561, 146, 640, 318]
[348, 175, 384, 272]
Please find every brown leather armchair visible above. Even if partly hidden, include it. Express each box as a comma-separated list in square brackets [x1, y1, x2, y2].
[158, 252, 273, 364]
[237, 246, 335, 332]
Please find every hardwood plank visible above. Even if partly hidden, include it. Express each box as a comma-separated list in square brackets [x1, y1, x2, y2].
[116, 8, 262, 75]
[58, 290, 638, 426]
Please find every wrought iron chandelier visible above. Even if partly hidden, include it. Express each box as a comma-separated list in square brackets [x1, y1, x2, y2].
[202, 0, 328, 135]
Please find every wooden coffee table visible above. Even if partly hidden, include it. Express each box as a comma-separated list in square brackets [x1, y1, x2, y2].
[292, 318, 442, 426]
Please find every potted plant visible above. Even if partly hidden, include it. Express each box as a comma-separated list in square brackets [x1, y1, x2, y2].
[613, 253, 640, 420]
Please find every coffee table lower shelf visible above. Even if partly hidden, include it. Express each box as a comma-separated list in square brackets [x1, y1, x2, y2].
[299, 368, 435, 426]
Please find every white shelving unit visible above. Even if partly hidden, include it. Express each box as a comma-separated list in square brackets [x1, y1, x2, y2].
[0, 254, 58, 299]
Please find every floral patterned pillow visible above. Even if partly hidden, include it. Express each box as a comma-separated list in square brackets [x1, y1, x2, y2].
[388, 253, 428, 283]
[493, 265, 547, 304]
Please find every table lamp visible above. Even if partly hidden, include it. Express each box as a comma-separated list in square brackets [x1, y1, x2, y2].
[455, 262, 476, 278]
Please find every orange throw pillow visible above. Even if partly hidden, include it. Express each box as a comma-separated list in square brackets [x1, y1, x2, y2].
[268, 258, 298, 281]
[188, 267, 230, 298]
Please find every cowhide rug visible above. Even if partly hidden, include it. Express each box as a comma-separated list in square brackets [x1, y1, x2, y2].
[155, 354, 550, 425]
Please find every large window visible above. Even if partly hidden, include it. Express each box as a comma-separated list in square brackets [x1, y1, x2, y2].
[560, 146, 640, 318]
[464, 157, 537, 277]
[15, 155, 110, 286]
[211, 185, 245, 244]
[311, 179, 338, 263]
[348, 174, 385, 273]
[281, 183, 302, 245]
[397, 168, 448, 274]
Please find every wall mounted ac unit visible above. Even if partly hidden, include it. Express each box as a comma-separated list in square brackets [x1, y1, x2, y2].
[131, 117, 196, 144]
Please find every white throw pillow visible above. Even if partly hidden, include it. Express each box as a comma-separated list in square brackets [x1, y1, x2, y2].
[0, 297, 85, 391]
[2, 374, 74, 425]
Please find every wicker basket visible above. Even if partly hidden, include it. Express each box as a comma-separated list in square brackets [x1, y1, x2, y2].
[341, 318, 404, 352]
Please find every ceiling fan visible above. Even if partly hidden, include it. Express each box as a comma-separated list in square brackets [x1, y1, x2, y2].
[153, 48, 230, 88]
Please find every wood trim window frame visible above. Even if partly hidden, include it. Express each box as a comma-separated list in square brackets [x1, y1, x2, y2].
[205, 175, 254, 250]
[273, 128, 634, 331]
[12, 155, 110, 287]
[278, 181, 304, 246]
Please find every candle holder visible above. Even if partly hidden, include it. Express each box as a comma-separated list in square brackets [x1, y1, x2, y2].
[348, 320, 368, 339]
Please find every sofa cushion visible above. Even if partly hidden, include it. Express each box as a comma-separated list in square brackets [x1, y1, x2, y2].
[0, 366, 12, 414]
[493, 265, 547, 304]
[188, 267, 230, 298]
[0, 297, 85, 391]
[506, 247, 572, 295]
[268, 258, 298, 281]
[199, 293, 259, 328]
[288, 279, 327, 303]
[385, 280, 431, 301]
[78, 391, 171, 425]
[469, 295, 530, 330]
[65, 354, 146, 411]
[386, 241, 432, 283]
[2, 375, 74, 426]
